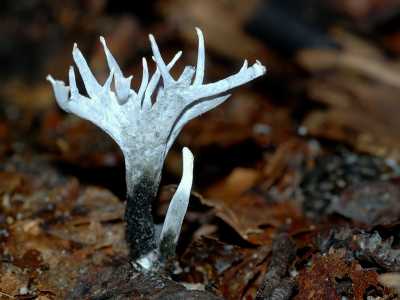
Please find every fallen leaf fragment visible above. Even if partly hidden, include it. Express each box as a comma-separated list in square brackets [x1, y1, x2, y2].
[221, 245, 270, 299]
[181, 236, 270, 300]
[333, 180, 400, 227]
[295, 248, 395, 300]
[294, 249, 349, 300]
[0, 273, 28, 299]
[318, 227, 400, 272]
[348, 260, 379, 300]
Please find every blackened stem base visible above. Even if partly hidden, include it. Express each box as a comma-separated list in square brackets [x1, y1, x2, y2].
[125, 176, 158, 261]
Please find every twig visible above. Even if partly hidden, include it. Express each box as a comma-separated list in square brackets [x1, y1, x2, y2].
[256, 233, 297, 300]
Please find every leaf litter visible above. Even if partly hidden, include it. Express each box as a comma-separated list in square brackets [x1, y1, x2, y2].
[2, 0, 400, 299]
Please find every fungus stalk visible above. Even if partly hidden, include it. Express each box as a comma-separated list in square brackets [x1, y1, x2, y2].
[47, 28, 266, 269]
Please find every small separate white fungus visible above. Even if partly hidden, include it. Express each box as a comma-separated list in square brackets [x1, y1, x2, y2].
[20, 286, 28, 295]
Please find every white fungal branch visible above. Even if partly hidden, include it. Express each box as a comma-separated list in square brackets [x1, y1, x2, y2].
[47, 28, 266, 165]
[159, 147, 194, 247]
[137, 147, 195, 271]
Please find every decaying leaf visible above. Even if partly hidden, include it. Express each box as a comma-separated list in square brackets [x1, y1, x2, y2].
[181, 236, 270, 300]
[318, 227, 400, 272]
[295, 248, 396, 300]
[334, 180, 400, 227]
[201, 139, 317, 244]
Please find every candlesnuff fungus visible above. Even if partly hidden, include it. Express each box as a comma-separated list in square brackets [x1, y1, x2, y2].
[47, 28, 266, 270]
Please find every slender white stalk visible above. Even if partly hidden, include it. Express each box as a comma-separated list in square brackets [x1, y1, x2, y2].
[159, 147, 194, 248]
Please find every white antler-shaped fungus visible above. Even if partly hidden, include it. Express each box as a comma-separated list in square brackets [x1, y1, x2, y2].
[47, 28, 266, 270]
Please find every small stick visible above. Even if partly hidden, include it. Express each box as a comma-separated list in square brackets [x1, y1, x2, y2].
[256, 233, 297, 300]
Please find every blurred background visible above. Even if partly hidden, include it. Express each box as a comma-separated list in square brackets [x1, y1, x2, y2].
[1, 0, 400, 205]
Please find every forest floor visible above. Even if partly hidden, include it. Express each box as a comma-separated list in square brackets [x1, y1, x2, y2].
[1, 0, 400, 299]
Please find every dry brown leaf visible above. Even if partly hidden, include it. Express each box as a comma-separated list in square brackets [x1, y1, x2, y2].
[348, 261, 379, 300]
[295, 249, 349, 300]
[201, 191, 307, 245]
[295, 248, 395, 300]
[181, 236, 270, 300]
[0, 273, 28, 299]
[204, 167, 260, 202]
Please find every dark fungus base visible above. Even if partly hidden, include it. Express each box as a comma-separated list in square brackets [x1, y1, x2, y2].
[125, 176, 158, 261]
[157, 229, 177, 274]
